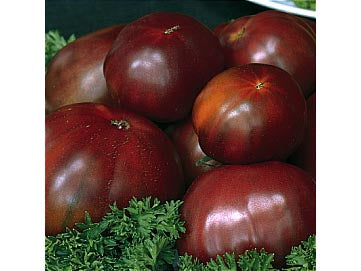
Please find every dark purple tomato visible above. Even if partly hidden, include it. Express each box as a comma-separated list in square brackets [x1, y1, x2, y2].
[217, 10, 315, 97]
[192, 63, 307, 165]
[104, 12, 224, 122]
[45, 25, 125, 113]
[177, 162, 316, 267]
[288, 92, 316, 178]
[45, 103, 185, 235]
[168, 118, 221, 187]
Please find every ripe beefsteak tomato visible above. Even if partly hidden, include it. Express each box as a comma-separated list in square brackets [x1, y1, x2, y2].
[217, 10, 316, 97]
[167, 118, 221, 187]
[103, 12, 224, 122]
[192, 63, 307, 165]
[213, 20, 232, 37]
[177, 162, 316, 267]
[288, 92, 316, 178]
[45, 25, 125, 113]
[45, 103, 185, 235]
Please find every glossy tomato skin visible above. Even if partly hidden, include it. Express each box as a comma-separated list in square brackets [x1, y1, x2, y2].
[103, 12, 224, 122]
[288, 92, 316, 178]
[45, 25, 125, 113]
[217, 10, 316, 97]
[45, 103, 185, 235]
[192, 63, 307, 165]
[168, 118, 221, 187]
[213, 20, 232, 37]
[177, 162, 316, 267]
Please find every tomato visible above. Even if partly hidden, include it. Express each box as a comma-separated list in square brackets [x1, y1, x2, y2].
[192, 63, 306, 165]
[288, 92, 316, 178]
[167, 118, 221, 187]
[177, 161, 316, 267]
[303, 17, 316, 35]
[103, 12, 224, 122]
[217, 10, 316, 97]
[45, 25, 125, 113]
[213, 20, 232, 37]
[45, 103, 185, 235]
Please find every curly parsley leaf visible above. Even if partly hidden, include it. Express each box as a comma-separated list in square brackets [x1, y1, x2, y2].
[45, 197, 185, 271]
[283, 235, 316, 271]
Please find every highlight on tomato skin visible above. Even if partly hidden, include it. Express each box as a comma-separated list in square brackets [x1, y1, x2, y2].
[45, 102, 185, 236]
[44, 7, 317, 268]
[177, 161, 316, 268]
[103, 11, 225, 123]
[45, 25, 126, 114]
[192, 63, 307, 165]
[216, 10, 316, 98]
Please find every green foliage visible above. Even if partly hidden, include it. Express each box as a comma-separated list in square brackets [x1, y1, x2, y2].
[206, 253, 238, 271]
[45, 197, 185, 271]
[177, 237, 316, 271]
[45, 196, 315, 271]
[293, 0, 316, 11]
[283, 235, 316, 271]
[45, 30, 76, 70]
[195, 155, 219, 167]
[237, 249, 277, 271]
[178, 249, 277, 271]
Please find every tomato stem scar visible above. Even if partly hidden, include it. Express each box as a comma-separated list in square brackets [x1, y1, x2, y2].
[164, 25, 181, 34]
[255, 82, 265, 90]
[110, 120, 130, 130]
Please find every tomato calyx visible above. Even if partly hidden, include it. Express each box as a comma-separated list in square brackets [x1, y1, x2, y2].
[255, 81, 265, 90]
[229, 27, 246, 43]
[110, 119, 130, 130]
[164, 25, 181, 35]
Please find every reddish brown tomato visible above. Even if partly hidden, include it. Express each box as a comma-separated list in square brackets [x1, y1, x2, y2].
[217, 10, 316, 97]
[45, 103, 185, 235]
[103, 12, 224, 122]
[213, 20, 232, 37]
[303, 17, 316, 35]
[288, 92, 316, 179]
[167, 118, 221, 187]
[177, 162, 316, 267]
[45, 25, 125, 113]
[192, 63, 307, 165]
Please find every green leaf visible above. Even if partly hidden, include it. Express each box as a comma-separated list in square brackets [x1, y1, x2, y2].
[283, 235, 316, 271]
[237, 249, 277, 271]
[206, 253, 238, 271]
[195, 156, 215, 167]
[178, 253, 205, 271]
[292, 0, 316, 11]
[45, 197, 185, 270]
[45, 30, 76, 70]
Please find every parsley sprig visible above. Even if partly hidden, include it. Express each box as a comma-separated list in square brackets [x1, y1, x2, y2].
[45, 197, 315, 271]
[45, 197, 185, 271]
[177, 237, 316, 271]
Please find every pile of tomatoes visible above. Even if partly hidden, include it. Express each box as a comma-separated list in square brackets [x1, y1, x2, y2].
[45, 10, 316, 268]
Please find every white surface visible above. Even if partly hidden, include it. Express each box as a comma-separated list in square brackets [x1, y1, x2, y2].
[246, 0, 316, 18]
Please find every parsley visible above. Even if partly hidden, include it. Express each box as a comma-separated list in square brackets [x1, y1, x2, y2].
[178, 250, 277, 271]
[45, 197, 315, 271]
[284, 235, 316, 271]
[45, 197, 185, 271]
[177, 237, 316, 271]
[45, 30, 76, 70]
